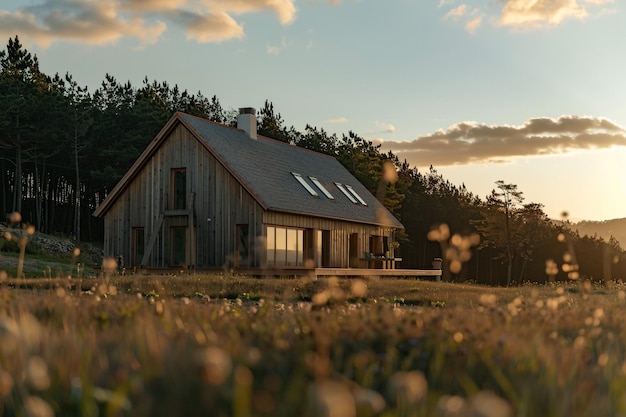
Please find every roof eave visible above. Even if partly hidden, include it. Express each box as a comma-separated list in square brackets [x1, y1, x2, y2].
[266, 207, 405, 229]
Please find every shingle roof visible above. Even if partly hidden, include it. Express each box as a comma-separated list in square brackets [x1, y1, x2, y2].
[96, 112, 403, 229]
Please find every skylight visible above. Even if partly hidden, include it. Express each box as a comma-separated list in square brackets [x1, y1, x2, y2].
[335, 182, 358, 204]
[292, 173, 319, 197]
[309, 177, 334, 199]
[346, 185, 368, 206]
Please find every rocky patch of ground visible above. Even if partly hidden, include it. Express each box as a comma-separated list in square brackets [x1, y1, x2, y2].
[0, 225, 103, 277]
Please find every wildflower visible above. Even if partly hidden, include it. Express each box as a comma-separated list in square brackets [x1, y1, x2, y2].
[468, 391, 512, 417]
[437, 395, 467, 417]
[386, 371, 428, 405]
[0, 316, 20, 354]
[354, 388, 386, 414]
[25, 356, 50, 391]
[351, 280, 367, 298]
[307, 381, 356, 417]
[9, 212, 21, 223]
[313, 290, 330, 306]
[23, 396, 54, 417]
[195, 346, 233, 385]
[478, 294, 497, 307]
[0, 370, 13, 397]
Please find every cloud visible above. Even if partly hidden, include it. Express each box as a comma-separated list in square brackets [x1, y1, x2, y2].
[376, 115, 626, 167]
[0, 0, 298, 47]
[266, 37, 289, 55]
[438, 0, 456, 7]
[440, 0, 613, 32]
[466, 16, 483, 33]
[326, 117, 348, 124]
[445, 4, 467, 19]
[499, 0, 586, 27]
[374, 121, 395, 134]
[443, 3, 483, 33]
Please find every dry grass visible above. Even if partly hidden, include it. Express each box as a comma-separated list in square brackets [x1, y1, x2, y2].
[0, 274, 624, 416]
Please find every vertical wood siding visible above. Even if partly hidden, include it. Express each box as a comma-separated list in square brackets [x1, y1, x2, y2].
[262, 212, 393, 268]
[102, 124, 263, 269]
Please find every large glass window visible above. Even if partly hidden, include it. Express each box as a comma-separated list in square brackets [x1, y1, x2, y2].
[266, 226, 304, 266]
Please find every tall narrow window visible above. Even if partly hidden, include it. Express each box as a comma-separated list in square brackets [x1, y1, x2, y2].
[172, 168, 186, 209]
[275, 227, 287, 265]
[309, 177, 334, 199]
[292, 173, 319, 197]
[266, 226, 276, 266]
[237, 224, 250, 266]
[316, 230, 323, 267]
[133, 227, 144, 267]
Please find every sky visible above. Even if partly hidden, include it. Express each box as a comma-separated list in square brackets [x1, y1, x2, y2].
[0, 0, 624, 222]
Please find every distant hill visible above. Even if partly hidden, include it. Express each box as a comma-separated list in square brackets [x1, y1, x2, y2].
[568, 218, 626, 249]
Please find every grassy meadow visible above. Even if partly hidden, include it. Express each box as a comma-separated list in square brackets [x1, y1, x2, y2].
[0, 270, 625, 417]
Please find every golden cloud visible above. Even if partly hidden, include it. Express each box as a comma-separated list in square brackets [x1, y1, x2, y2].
[440, 0, 613, 33]
[0, 0, 298, 47]
[375, 115, 626, 167]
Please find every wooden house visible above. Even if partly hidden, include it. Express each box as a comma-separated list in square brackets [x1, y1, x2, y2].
[93, 109, 404, 273]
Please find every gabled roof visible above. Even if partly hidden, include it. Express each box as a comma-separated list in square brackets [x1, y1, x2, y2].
[94, 112, 403, 229]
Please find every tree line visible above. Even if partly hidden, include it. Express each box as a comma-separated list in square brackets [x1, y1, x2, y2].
[1, 35, 623, 285]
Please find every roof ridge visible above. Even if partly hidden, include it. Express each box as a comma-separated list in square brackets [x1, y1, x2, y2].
[177, 111, 338, 160]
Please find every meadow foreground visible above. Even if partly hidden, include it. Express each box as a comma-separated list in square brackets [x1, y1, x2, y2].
[0, 275, 624, 417]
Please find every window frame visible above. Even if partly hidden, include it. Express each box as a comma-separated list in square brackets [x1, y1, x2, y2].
[266, 225, 305, 267]
[334, 182, 358, 204]
[171, 167, 187, 210]
[309, 176, 334, 199]
[292, 172, 319, 197]
[345, 184, 368, 206]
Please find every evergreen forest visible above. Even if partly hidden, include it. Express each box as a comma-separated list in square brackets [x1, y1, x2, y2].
[1, 35, 624, 285]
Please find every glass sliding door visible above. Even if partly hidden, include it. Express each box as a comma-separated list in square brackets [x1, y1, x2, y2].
[266, 226, 304, 267]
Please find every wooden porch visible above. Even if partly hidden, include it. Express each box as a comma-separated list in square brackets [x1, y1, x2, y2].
[314, 268, 441, 278]
[129, 267, 442, 279]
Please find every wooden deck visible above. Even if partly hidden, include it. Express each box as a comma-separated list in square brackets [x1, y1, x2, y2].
[129, 267, 442, 279]
[314, 268, 442, 278]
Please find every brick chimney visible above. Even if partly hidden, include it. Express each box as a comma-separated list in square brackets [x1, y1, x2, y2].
[237, 107, 257, 139]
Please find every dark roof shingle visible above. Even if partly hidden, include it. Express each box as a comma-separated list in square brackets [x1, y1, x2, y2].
[180, 113, 403, 229]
